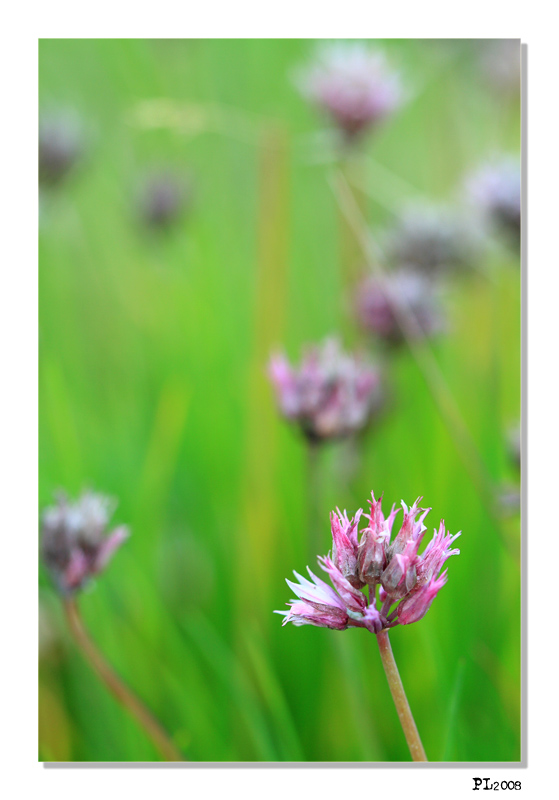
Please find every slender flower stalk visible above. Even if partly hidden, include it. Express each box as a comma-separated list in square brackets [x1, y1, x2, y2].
[376, 630, 427, 761]
[63, 595, 184, 762]
[40, 490, 185, 762]
[277, 490, 461, 761]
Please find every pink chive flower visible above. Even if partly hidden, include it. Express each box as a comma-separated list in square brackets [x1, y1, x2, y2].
[356, 269, 444, 346]
[268, 337, 383, 443]
[41, 490, 129, 594]
[295, 42, 403, 143]
[276, 491, 459, 633]
[466, 157, 521, 242]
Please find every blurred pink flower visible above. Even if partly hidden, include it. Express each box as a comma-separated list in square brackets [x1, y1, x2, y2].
[296, 42, 403, 142]
[384, 205, 478, 276]
[277, 491, 459, 633]
[268, 338, 383, 443]
[356, 269, 444, 346]
[41, 491, 129, 594]
[466, 157, 521, 241]
[137, 170, 191, 230]
[39, 110, 84, 188]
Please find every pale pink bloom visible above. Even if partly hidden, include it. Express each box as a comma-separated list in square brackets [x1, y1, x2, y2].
[276, 566, 384, 633]
[41, 491, 129, 594]
[296, 42, 403, 142]
[276, 568, 351, 630]
[356, 269, 444, 346]
[317, 555, 367, 614]
[280, 599, 349, 630]
[268, 338, 382, 443]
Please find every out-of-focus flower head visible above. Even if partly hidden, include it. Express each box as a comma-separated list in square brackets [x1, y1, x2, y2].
[384, 205, 477, 277]
[466, 157, 521, 242]
[356, 268, 444, 346]
[41, 490, 129, 594]
[478, 39, 521, 95]
[39, 111, 84, 187]
[295, 41, 403, 143]
[497, 484, 521, 518]
[137, 171, 191, 230]
[507, 424, 521, 472]
[276, 491, 460, 632]
[268, 337, 383, 443]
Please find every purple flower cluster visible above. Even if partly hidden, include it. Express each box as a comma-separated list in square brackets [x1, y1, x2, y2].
[277, 492, 460, 632]
[268, 338, 383, 443]
[41, 491, 129, 594]
[296, 42, 403, 143]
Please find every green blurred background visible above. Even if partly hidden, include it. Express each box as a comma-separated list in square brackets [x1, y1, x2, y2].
[39, 39, 520, 762]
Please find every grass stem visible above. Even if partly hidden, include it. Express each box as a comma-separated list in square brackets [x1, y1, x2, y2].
[63, 596, 185, 762]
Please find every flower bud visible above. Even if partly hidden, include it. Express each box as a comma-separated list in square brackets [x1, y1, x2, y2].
[330, 508, 363, 588]
[357, 492, 398, 584]
[398, 571, 448, 625]
[380, 547, 418, 601]
[390, 498, 429, 557]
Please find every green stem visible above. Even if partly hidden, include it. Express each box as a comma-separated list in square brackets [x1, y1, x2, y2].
[306, 438, 322, 562]
[63, 596, 185, 762]
[376, 630, 427, 762]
